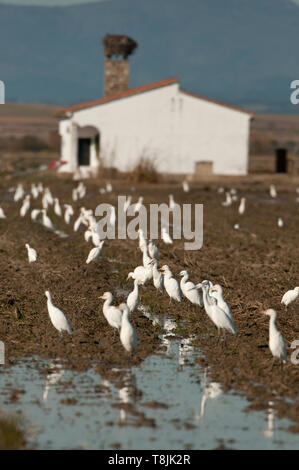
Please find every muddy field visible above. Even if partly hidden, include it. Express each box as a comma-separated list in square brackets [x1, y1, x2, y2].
[0, 171, 298, 447]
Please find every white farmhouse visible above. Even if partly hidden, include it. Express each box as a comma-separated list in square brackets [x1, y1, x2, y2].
[57, 35, 252, 177]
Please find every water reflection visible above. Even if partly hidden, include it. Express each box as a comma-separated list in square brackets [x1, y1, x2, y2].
[178, 335, 196, 367]
[43, 362, 65, 402]
[195, 369, 222, 420]
[261, 401, 275, 439]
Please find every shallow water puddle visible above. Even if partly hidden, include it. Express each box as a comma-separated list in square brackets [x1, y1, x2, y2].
[0, 330, 297, 449]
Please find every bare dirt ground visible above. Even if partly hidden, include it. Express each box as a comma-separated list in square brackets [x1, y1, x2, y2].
[0, 170, 298, 435]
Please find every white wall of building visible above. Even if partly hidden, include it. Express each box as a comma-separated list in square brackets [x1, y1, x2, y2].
[59, 82, 251, 175]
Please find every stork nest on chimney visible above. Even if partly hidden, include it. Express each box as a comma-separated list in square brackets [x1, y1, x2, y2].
[103, 34, 138, 58]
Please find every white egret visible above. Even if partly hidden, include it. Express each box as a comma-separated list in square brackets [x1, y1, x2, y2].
[222, 192, 232, 207]
[179, 270, 203, 307]
[270, 185, 277, 198]
[134, 197, 144, 214]
[45, 291, 73, 335]
[238, 197, 246, 215]
[138, 228, 146, 249]
[41, 209, 55, 231]
[182, 180, 190, 192]
[139, 243, 152, 268]
[201, 283, 237, 337]
[14, 184, 25, 202]
[25, 243, 37, 263]
[72, 188, 78, 201]
[278, 217, 284, 228]
[126, 279, 140, 313]
[31, 183, 39, 199]
[106, 182, 113, 192]
[262, 309, 287, 368]
[31, 209, 41, 221]
[84, 229, 93, 243]
[148, 239, 158, 259]
[20, 195, 31, 217]
[123, 195, 132, 213]
[281, 287, 299, 309]
[54, 198, 62, 217]
[150, 258, 164, 292]
[127, 265, 152, 285]
[0, 207, 6, 219]
[159, 265, 182, 302]
[119, 303, 138, 353]
[162, 227, 173, 244]
[99, 292, 122, 333]
[86, 241, 104, 264]
[209, 284, 233, 320]
[110, 206, 116, 227]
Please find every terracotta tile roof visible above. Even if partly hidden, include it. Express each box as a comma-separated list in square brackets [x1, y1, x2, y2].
[56, 77, 179, 116]
[180, 89, 254, 116]
[56, 77, 253, 117]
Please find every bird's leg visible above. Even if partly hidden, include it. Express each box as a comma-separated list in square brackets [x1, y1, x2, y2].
[223, 331, 227, 348]
[270, 358, 275, 372]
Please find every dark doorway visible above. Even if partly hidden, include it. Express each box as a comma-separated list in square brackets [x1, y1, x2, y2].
[78, 138, 90, 166]
[275, 148, 287, 173]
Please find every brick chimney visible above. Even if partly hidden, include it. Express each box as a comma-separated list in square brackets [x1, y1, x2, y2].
[103, 34, 138, 97]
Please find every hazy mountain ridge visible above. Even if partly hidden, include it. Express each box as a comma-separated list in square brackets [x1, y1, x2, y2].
[1, 0, 299, 113]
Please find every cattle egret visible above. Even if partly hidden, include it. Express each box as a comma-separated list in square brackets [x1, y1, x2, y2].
[139, 243, 152, 268]
[0, 207, 6, 219]
[31, 183, 39, 199]
[209, 284, 233, 320]
[110, 206, 116, 227]
[41, 209, 55, 230]
[14, 184, 25, 202]
[72, 188, 78, 201]
[73, 215, 83, 232]
[123, 196, 132, 213]
[20, 195, 31, 217]
[119, 303, 138, 353]
[138, 228, 146, 249]
[179, 270, 203, 307]
[134, 197, 144, 214]
[84, 229, 93, 243]
[281, 287, 299, 309]
[183, 180, 190, 192]
[201, 283, 237, 337]
[54, 198, 62, 217]
[99, 292, 122, 333]
[31, 209, 41, 221]
[270, 185, 277, 198]
[126, 279, 140, 313]
[238, 197, 246, 215]
[162, 227, 173, 244]
[25, 243, 37, 263]
[262, 309, 287, 367]
[159, 265, 182, 302]
[150, 258, 164, 291]
[278, 217, 284, 228]
[222, 192, 232, 207]
[127, 265, 152, 285]
[86, 241, 104, 264]
[106, 182, 113, 192]
[64, 204, 73, 224]
[45, 291, 73, 335]
[148, 239, 158, 260]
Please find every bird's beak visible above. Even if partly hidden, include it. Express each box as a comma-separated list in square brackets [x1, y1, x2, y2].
[98, 295, 104, 299]
[158, 268, 164, 272]
[126, 275, 130, 281]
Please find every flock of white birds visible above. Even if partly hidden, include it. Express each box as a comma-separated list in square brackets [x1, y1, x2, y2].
[1, 179, 298, 364]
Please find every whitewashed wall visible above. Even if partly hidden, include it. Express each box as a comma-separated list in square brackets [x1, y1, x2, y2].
[59, 82, 251, 175]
